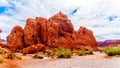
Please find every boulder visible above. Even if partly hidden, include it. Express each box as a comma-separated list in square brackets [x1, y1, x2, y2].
[22, 44, 45, 54]
[7, 26, 24, 51]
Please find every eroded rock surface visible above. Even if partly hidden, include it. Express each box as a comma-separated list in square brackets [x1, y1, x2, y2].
[35, 17, 47, 45]
[22, 44, 45, 54]
[24, 18, 40, 47]
[49, 12, 74, 33]
[7, 26, 24, 51]
[7, 12, 98, 52]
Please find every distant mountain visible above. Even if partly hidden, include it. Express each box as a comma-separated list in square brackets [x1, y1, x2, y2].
[1, 39, 7, 44]
[98, 40, 120, 47]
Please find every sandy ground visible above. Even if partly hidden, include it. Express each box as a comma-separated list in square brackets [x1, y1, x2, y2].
[1, 52, 120, 68]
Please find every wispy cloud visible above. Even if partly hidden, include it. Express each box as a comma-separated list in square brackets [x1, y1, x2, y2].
[0, 0, 120, 41]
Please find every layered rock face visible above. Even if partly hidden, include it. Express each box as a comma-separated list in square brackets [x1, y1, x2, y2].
[7, 12, 98, 52]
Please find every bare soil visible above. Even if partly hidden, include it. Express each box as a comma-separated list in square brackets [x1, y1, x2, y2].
[0, 52, 120, 68]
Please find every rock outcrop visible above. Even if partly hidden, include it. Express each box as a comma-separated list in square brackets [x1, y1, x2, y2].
[24, 18, 40, 47]
[48, 26, 98, 50]
[35, 17, 47, 45]
[0, 29, 10, 53]
[7, 12, 98, 52]
[49, 12, 74, 33]
[0, 28, 2, 33]
[7, 26, 24, 51]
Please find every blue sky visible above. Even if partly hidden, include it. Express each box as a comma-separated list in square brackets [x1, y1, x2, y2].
[0, 0, 120, 41]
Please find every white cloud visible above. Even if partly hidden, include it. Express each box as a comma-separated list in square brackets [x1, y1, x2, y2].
[0, 0, 9, 6]
[0, 0, 120, 41]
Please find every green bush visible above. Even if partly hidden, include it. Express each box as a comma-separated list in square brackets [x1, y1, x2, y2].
[47, 52, 54, 57]
[86, 50, 93, 55]
[0, 49, 3, 54]
[0, 58, 4, 63]
[33, 54, 44, 59]
[7, 52, 22, 60]
[55, 48, 72, 58]
[76, 50, 86, 56]
[76, 50, 93, 56]
[103, 46, 120, 56]
[7, 52, 16, 59]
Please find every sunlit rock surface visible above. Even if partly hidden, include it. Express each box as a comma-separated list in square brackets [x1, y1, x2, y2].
[7, 12, 98, 52]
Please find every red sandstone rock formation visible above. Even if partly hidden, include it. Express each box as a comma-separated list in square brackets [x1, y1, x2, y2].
[7, 26, 24, 51]
[0, 29, 10, 52]
[0, 28, 2, 33]
[35, 17, 47, 45]
[7, 12, 98, 53]
[75, 27, 98, 50]
[49, 12, 74, 33]
[22, 44, 45, 54]
[24, 18, 40, 47]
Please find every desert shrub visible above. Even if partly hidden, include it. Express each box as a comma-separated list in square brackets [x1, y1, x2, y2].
[0, 58, 4, 63]
[76, 50, 93, 56]
[7, 52, 16, 59]
[85, 50, 93, 55]
[33, 54, 44, 59]
[76, 50, 86, 56]
[7, 52, 22, 60]
[55, 48, 72, 58]
[47, 52, 54, 57]
[41, 49, 46, 53]
[103, 46, 120, 56]
[16, 56, 22, 60]
[0, 49, 3, 54]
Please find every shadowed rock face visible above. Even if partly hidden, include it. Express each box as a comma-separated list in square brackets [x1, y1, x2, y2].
[35, 17, 47, 45]
[7, 12, 98, 52]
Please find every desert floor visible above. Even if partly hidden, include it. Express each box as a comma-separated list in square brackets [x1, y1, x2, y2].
[0, 52, 120, 68]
